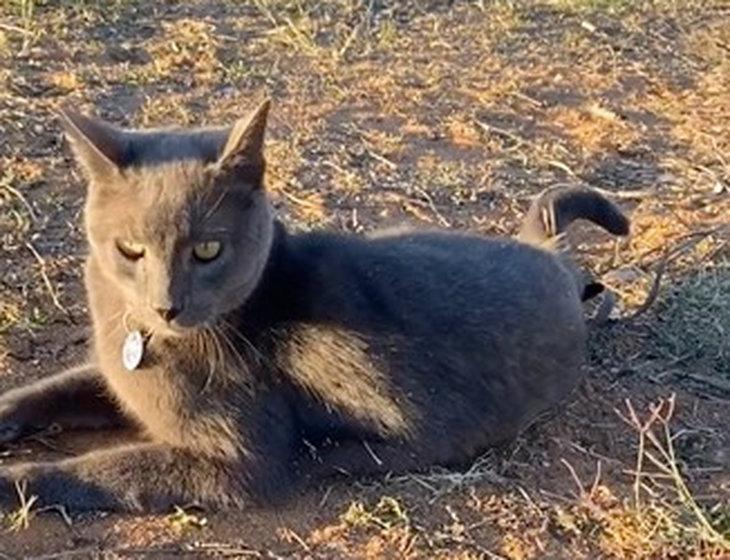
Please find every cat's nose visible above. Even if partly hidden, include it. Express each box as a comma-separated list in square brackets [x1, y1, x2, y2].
[154, 306, 181, 322]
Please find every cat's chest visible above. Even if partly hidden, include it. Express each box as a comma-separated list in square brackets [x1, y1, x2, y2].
[85, 264, 228, 434]
[98, 331, 199, 419]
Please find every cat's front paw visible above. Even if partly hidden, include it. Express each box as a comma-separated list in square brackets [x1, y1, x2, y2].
[0, 399, 34, 445]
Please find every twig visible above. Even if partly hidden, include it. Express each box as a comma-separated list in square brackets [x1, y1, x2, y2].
[474, 120, 525, 151]
[511, 91, 543, 108]
[557, 437, 621, 465]
[7, 480, 38, 531]
[279, 188, 322, 210]
[443, 506, 508, 559]
[36, 504, 73, 527]
[588, 460, 602, 501]
[615, 398, 666, 510]
[338, 18, 361, 59]
[182, 542, 263, 556]
[362, 440, 383, 466]
[280, 527, 311, 552]
[546, 160, 577, 178]
[366, 149, 398, 170]
[28, 548, 101, 560]
[25, 242, 71, 319]
[318, 484, 333, 508]
[0, 22, 33, 35]
[1, 183, 38, 222]
[626, 251, 668, 320]
[617, 396, 728, 546]
[516, 485, 543, 517]
[625, 226, 726, 321]
[560, 458, 586, 499]
[590, 186, 655, 200]
[549, 181, 653, 200]
[414, 186, 451, 228]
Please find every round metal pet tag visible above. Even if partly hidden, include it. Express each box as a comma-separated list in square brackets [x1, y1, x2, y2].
[122, 330, 145, 371]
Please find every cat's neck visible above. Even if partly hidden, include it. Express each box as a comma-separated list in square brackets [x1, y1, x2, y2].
[228, 219, 296, 332]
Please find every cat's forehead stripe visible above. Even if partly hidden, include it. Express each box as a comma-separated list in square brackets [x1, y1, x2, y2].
[124, 128, 227, 166]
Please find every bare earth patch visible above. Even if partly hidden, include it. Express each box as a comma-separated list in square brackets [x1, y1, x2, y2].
[0, 1, 728, 558]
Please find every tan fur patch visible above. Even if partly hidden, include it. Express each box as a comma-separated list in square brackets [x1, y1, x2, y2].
[276, 325, 415, 438]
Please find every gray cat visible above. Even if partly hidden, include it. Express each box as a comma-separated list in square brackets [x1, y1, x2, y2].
[0, 100, 628, 512]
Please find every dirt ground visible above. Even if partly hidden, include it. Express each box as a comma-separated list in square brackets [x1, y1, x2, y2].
[0, 1, 728, 558]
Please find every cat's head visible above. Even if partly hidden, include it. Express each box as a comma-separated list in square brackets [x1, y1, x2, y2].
[60, 100, 274, 337]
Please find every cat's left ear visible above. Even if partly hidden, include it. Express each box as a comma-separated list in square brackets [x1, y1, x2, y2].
[214, 99, 270, 183]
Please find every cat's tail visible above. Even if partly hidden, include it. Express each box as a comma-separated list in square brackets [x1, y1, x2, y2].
[518, 186, 629, 248]
[518, 186, 629, 306]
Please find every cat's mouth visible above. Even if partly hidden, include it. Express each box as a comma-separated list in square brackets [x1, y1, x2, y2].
[128, 308, 208, 339]
[152, 323, 191, 338]
[155, 316, 216, 338]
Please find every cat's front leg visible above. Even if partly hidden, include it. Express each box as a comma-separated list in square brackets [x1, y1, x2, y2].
[0, 364, 129, 444]
[0, 442, 259, 512]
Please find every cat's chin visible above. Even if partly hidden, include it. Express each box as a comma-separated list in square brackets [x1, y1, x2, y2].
[153, 324, 200, 339]
[150, 318, 220, 340]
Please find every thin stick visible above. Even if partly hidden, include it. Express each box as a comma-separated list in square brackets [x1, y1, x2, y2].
[588, 460, 602, 501]
[626, 226, 726, 321]
[318, 485, 333, 508]
[280, 527, 311, 552]
[591, 186, 655, 200]
[414, 186, 451, 228]
[474, 120, 525, 151]
[626, 251, 668, 320]
[37, 504, 73, 527]
[362, 440, 383, 466]
[547, 181, 653, 200]
[25, 242, 70, 318]
[2, 183, 38, 221]
[560, 458, 585, 499]
[0, 22, 34, 35]
[367, 149, 398, 169]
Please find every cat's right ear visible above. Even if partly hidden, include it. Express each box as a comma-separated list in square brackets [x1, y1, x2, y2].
[58, 108, 126, 182]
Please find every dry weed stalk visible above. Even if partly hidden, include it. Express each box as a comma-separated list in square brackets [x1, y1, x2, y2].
[616, 395, 729, 550]
[4, 480, 38, 532]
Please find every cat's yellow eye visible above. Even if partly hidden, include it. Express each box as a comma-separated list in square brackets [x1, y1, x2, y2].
[116, 240, 145, 260]
[193, 241, 222, 262]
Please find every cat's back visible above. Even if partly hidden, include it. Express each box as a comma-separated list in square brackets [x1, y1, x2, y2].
[284, 228, 584, 337]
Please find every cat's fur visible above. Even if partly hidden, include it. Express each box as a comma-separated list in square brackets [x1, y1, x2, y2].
[0, 100, 629, 512]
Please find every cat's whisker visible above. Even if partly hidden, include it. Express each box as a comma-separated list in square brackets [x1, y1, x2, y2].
[209, 328, 227, 376]
[202, 190, 229, 222]
[214, 327, 243, 369]
[197, 328, 220, 394]
[213, 325, 251, 376]
[219, 319, 268, 367]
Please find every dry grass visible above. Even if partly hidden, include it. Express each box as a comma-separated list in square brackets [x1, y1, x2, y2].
[651, 264, 729, 375]
[2, 481, 38, 533]
[167, 505, 209, 532]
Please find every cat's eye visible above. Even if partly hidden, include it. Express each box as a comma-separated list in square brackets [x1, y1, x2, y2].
[116, 240, 145, 261]
[193, 241, 222, 262]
